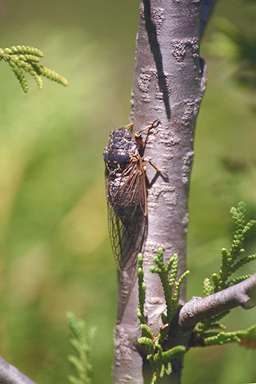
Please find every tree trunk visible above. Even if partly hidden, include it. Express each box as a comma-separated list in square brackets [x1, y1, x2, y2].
[113, 1, 208, 383]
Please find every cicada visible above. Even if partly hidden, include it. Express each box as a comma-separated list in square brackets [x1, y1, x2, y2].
[103, 120, 160, 271]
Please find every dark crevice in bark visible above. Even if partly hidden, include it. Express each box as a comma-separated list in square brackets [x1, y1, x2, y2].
[143, 0, 171, 120]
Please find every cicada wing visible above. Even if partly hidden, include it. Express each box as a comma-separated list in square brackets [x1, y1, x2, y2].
[107, 199, 147, 271]
[110, 163, 148, 270]
[120, 173, 147, 270]
[107, 199, 122, 267]
[105, 163, 148, 320]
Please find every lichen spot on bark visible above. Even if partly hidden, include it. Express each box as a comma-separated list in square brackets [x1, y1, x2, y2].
[114, 325, 132, 366]
[182, 151, 194, 185]
[151, 7, 165, 33]
[137, 70, 152, 93]
[182, 98, 200, 126]
[171, 38, 199, 63]
[182, 212, 189, 233]
[139, 4, 165, 31]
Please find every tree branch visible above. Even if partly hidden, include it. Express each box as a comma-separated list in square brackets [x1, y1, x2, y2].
[0, 357, 35, 384]
[113, 1, 209, 383]
[179, 274, 256, 329]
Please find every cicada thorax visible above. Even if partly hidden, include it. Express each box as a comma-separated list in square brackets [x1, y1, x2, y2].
[104, 128, 144, 219]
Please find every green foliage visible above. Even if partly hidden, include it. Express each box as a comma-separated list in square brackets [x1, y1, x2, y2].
[203, 202, 256, 296]
[203, 331, 240, 346]
[67, 313, 95, 384]
[0, 45, 68, 92]
[150, 248, 190, 324]
[137, 250, 188, 383]
[202, 324, 256, 349]
[195, 203, 256, 347]
[148, 345, 185, 384]
[238, 324, 256, 349]
[138, 332, 185, 384]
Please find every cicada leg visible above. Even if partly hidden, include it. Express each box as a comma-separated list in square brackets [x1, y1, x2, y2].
[136, 119, 160, 136]
[147, 159, 161, 173]
[146, 159, 169, 182]
[134, 120, 160, 156]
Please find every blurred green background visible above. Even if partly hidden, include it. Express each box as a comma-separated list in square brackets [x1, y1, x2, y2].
[0, 0, 255, 383]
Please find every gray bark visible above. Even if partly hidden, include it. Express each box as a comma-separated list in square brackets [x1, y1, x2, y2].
[113, 1, 208, 383]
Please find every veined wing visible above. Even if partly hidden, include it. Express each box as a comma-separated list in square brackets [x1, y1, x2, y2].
[105, 162, 148, 271]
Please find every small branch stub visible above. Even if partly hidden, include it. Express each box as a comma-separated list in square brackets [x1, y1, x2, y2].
[179, 274, 256, 329]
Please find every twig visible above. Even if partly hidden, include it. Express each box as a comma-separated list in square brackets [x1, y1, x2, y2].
[179, 274, 256, 329]
[0, 357, 35, 384]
